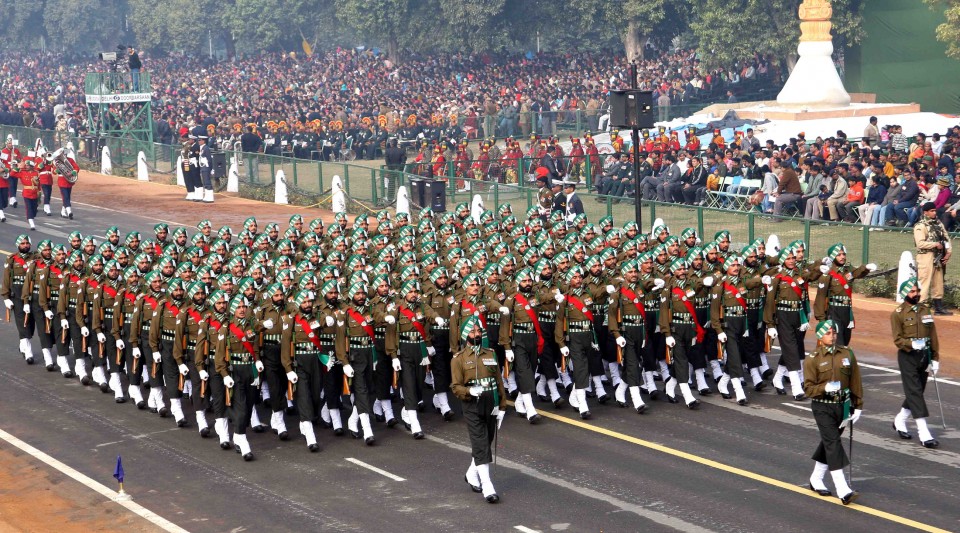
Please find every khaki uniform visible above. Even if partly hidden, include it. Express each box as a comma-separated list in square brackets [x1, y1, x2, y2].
[891, 302, 939, 419]
[914, 218, 951, 301]
[802, 343, 863, 470]
[450, 346, 506, 466]
[214, 317, 260, 435]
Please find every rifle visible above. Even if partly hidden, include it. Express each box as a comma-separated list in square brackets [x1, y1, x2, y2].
[616, 304, 623, 364]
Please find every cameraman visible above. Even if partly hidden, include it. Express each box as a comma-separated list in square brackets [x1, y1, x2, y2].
[128, 47, 142, 91]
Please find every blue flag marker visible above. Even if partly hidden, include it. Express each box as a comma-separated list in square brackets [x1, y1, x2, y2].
[114, 455, 125, 494]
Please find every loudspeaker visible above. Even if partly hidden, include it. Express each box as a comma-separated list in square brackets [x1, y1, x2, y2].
[210, 152, 227, 178]
[426, 179, 447, 212]
[410, 179, 427, 208]
[608, 90, 654, 129]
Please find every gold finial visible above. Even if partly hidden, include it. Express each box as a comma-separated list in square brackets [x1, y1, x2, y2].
[798, 0, 833, 42]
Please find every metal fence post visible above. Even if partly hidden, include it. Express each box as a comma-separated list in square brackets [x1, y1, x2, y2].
[748, 211, 755, 242]
[318, 161, 324, 193]
[344, 164, 350, 196]
[862, 221, 870, 265]
[697, 207, 705, 237]
[804, 219, 811, 247]
[292, 158, 299, 186]
[371, 168, 378, 204]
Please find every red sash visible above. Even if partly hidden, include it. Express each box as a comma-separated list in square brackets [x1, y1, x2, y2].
[618, 286, 647, 322]
[827, 271, 853, 298]
[722, 282, 747, 310]
[86, 278, 101, 291]
[228, 323, 257, 358]
[143, 295, 159, 311]
[33, 259, 47, 270]
[12, 255, 27, 268]
[49, 265, 62, 277]
[164, 302, 180, 317]
[566, 294, 594, 322]
[671, 287, 705, 343]
[399, 306, 428, 341]
[775, 274, 804, 298]
[460, 299, 487, 328]
[208, 316, 223, 332]
[103, 285, 118, 299]
[513, 293, 544, 354]
[294, 314, 325, 350]
[124, 292, 137, 304]
[346, 308, 375, 341]
[187, 307, 205, 326]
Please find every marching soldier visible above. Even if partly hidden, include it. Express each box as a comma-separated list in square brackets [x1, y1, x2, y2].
[422, 267, 455, 416]
[765, 245, 813, 400]
[130, 271, 166, 415]
[608, 259, 649, 413]
[711, 255, 762, 405]
[280, 289, 327, 452]
[23, 240, 54, 369]
[150, 278, 190, 427]
[387, 279, 440, 438]
[197, 290, 231, 449]
[913, 202, 953, 314]
[57, 251, 87, 381]
[255, 283, 292, 440]
[215, 295, 261, 460]
[369, 274, 398, 426]
[92, 259, 126, 402]
[174, 282, 212, 437]
[315, 280, 346, 435]
[78, 255, 108, 392]
[451, 315, 506, 504]
[499, 268, 543, 423]
[3, 234, 35, 363]
[556, 266, 597, 419]
[659, 258, 703, 408]
[813, 243, 875, 345]
[36, 244, 69, 374]
[890, 277, 941, 448]
[336, 282, 378, 445]
[533, 259, 566, 407]
[802, 319, 863, 505]
[114, 266, 146, 408]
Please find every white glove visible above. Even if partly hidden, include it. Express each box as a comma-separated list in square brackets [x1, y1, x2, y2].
[262, 319, 274, 330]
[384, 314, 396, 324]
[767, 327, 778, 340]
[199, 370, 209, 381]
[427, 346, 436, 356]
[761, 275, 772, 286]
[703, 276, 714, 287]
[255, 360, 264, 373]
[560, 346, 570, 357]
[865, 263, 877, 272]
[822, 256, 832, 265]
[435, 316, 445, 327]
[469, 386, 483, 397]
[60, 319, 69, 330]
[286, 371, 298, 383]
[653, 279, 666, 290]
[505, 349, 515, 362]
[152, 351, 162, 363]
[497, 410, 506, 429]
[343, 364, 355, 378]
[420, 357, 430, 366]
[606, 284, 616, 294]
[325, 315, 335, 327]
[251, 377, 260, 388]
[616, 336, 627, 348]
[223, 375, 235, 388]
[3, 299, 12, 309]
[931, 360, 940, 375]
[96, 332, 106, 343]
[23, 303, 30, 314]
[799, 322, 809, 332]
[824, 380, 841, 393]
[554, 291, 565, 303]
[80, 326, 90, 337]
[717, 332, 727, 343]
[819, 264, 829, 275]
[44, 309, 54, 320]
[491, 406, 500, 417]
[850, 409, 862, 424]
[116, 339, 125, 350]
[132, 347, 141, 358]
[911, 338, 927, 350]
[665, 336, 676, 348]
[178, 363, 189, 376]
[392, 358, 401, 372]
[499, 306, 510, 316]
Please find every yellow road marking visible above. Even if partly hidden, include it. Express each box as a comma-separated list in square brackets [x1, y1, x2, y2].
[508, 402, 950, 533]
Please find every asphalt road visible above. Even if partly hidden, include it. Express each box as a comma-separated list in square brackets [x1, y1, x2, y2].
[0, 202, 958, 533]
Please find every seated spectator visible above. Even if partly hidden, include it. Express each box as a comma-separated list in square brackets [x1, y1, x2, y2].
[837, 178, 865, 222]
[884, 169, 920, 227]
[772, 165, 803, 218]
[857, 174, 887, 227]
[681, 155, 709, 205]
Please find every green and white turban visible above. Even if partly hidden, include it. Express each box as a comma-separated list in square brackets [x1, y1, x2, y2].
[816, 319, 837, 339]
[899, 277, 919, 300]
[228, 295, 248, 314]
[347, 282, 367, 299]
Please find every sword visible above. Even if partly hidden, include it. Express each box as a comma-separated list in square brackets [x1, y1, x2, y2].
[933, 370, 947, 429]
[848, 418, 854, 489]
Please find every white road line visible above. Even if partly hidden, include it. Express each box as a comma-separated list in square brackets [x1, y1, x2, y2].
[781, 403, 812, 412]
[344, 457, 406, 481]
[515, 526, 541, 533]
[70, 201, 187, 228]
[0, 428, 188, 533]
[858, 362, 960, 386]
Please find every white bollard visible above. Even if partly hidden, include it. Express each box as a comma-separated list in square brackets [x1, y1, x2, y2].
[395, 185, 409, 215]
[275, 169, 288, 205]
[895, 251, 916, 304]
[471, 194, 484, 223]
[100, 145, 112, 175]
[175, 156, 185, 186]
[332, 175, 346, 213]
[137, 151, 149, 181]
[227, 156, 239, 192]
[65, 142, 76, 161]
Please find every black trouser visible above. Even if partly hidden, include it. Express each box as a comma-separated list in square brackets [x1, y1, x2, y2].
[31, 294, 54, 350]
[669, 323, 695, 383]
[99, 316, 116, 372]
[594, 313, 615, 365]
[230, 363, 256, 435]
[41, 184, 52, 207]
[775, 309, 806, 371]
[373, 337, 392, 401]
[511, 330, 539, 393]
[295, 351, 323, 423]
[898, 348, 931, 418]
[348, 345, 375, 415]
[322, 346, 344, 410]
[811, 400, 849, 470]
[537, 321, 559, 380]
[399, 342, 427, 410]
[827, 304, 853, 346]
[52, 304, 70, 358]
[70, 310, 91, 365]
[743, 307, 764, 369]
[722, 316, 748, 379]
[429, 328, 452, 393]
[185, 352, 204, 412]
[206, 359, 227, 418]
[463, 389, 498, 465]
[160, 338, 182, 399]
[487, 322, 506, 373]
[200, 168, 212, 190]
[567, 330, 593, 388]
[11, 285, 33, 339]
[642, 310, 663, 371]
[261, 342, 287, 412]
[689, 306, 711, 371]
[132, 328, 150, 386]
[618, 324, 644, 387]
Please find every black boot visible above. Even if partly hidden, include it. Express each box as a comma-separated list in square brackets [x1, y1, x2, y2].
[934, 299, 953, 316]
